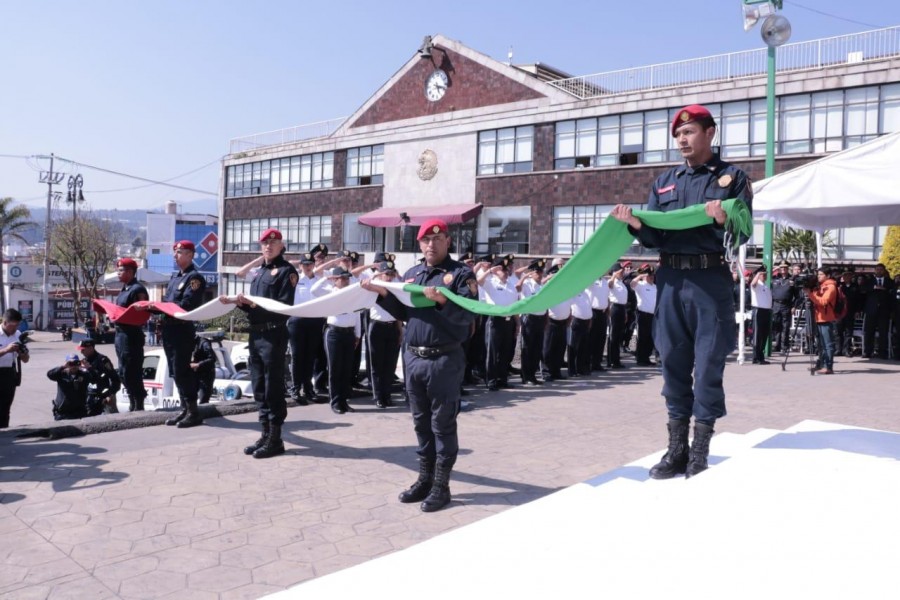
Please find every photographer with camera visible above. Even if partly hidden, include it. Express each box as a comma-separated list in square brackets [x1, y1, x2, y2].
[0, 309, 30, 428]
[806, 267, 838, 375]
[47, 353, 93, 421]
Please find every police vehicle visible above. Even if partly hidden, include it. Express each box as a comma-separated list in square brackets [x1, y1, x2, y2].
[116, 331, 253, 411]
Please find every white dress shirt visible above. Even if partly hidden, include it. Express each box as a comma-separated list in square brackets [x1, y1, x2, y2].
[588, 278, 610, 310]
[633, 280, 658, 314]
[570, 291, 593, 320]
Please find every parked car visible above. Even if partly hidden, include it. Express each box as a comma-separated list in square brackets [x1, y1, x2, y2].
[117, 331, 252, 411]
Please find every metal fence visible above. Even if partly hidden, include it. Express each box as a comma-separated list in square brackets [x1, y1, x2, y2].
[550, 26, 900, 100]
[228, 117, 347, 154]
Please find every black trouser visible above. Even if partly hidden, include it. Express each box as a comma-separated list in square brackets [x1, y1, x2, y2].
[288, 316, 326, 398]
[250, 325, 289, 425]
[520, 314, 546, 382]
[405, 346, 465, 468]
[589, 308, 608, 370]
[834, 313, 855, 356]
[198, 370, 215, 404]
[115, 326, 146, 406]
[324, 325, 356, 410]
[486, 316, 515, 387]
[567, 317, 591, 376]
[368, 320, 401, 404]
[542, 317, 568, 379]
[607, 304, 627, 367]
[752, 307, 772, 362]
[162, 322, 197, 405]
[771, 301, 792, 350]
[0, 369, 18, 428]
[636, 310, 655, 363]
[352, 313, 365, 383]
[864, 309, 891, 358]
[313, 319, 329, 392]
[467, 316, 487, 379]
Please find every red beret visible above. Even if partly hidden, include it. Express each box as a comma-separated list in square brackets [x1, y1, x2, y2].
[259, 228, 282, 243]
[173, 240, 195, 252]
[743, 269, 752, 277]
[672, 104, 715, 136]
[117, 258, 138, 271]
[417, 218, 449, 241]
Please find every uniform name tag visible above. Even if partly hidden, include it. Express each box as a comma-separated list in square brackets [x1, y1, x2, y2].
[657, 184, 676, 194]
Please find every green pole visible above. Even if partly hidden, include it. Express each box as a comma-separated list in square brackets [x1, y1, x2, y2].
[763, 44, 776, 355]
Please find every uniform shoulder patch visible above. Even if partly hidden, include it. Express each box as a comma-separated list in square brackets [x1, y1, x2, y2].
[190, 278, 202, 291]
[289, 272, 299, 286]
[717, 174, 733, 188]
[467, 279, 478, 296]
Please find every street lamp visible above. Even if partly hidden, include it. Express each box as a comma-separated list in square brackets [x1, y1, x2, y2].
[742, 0, 791, 276]
[66, 174, 85, 221]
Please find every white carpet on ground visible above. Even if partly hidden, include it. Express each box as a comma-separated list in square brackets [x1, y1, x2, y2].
[265, 420, 900, 600]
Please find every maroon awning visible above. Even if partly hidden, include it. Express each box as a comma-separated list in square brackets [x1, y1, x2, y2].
[358, 203, 483, 227]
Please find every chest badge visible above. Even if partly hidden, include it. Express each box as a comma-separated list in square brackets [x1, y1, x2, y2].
[442, 273, 454, 286]
[177, 281, 185, 291]
[270, 268, 279, 277]
[717, 174, 733, 188]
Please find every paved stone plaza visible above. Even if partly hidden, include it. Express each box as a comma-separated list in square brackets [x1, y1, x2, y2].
[2, 333, 899, 599]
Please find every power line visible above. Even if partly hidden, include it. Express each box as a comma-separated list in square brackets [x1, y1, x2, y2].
[87, 158, 222, 193]
[787, 1, 885, 29]
[33, 154, 219, 196]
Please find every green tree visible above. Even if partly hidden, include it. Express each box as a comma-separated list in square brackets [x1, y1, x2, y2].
[0, 197, 37, 313]
[879, 225, 900, 277]
[773, 226, 835, 267]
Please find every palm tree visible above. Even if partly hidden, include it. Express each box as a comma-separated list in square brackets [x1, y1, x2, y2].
[773, 226, 835, 267]
[0, 197, 37, 313]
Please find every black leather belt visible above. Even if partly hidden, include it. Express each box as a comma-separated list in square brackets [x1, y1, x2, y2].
[490, 316, 513, 322]
[249, 321, 284, 332]
[328, 325, 355, 332]
[660, 252, 725, 270]
[549, 317, 568, 324]
[407, 344, 457, 359]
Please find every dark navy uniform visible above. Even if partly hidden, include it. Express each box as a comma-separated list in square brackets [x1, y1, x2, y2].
[115, 279, 148, 411]
[83, 349, 121, 417]
[377, 256, 477, 471]
[770, 272, 796, 352]
[240, 254, 297, 426]
[633, 155, 752, 423]
[162, 264, 206, 416]
[191, 335, 216, 404]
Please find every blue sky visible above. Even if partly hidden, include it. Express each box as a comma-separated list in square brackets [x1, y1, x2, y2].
[2, 0, 898, 213]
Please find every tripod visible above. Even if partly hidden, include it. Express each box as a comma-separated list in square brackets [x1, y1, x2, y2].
[781, 295, 816, 375]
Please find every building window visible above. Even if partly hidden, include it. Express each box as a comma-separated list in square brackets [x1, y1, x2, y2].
[474, 206, 530, 254]
[346, 145, 384, 186]
[477, 126, 534, 175]
[224, 216, 331, 252]
[343, 213, 385, 253]
[225, 152, 334, 197]
[552, 204, 647, 255]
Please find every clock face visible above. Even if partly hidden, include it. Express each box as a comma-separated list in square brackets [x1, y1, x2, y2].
[425, 69, 449, 102]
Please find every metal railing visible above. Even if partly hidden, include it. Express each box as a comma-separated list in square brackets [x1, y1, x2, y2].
[550, 26, 900, 100]
[228, 117, 347, 154]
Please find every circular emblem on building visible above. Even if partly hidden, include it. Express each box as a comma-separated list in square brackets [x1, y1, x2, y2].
[417, 149, 438, 181]
[10, 266, 22, 278]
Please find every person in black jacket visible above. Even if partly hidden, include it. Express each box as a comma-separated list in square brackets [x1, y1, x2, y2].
[48, 354, 94, 421]
[191, 335, 217, 404]
[79, 339, 121, 416]
[863, 263, 895, 359]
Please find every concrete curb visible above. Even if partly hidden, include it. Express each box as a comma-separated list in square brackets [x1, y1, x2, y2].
[4, 400, 260, 440]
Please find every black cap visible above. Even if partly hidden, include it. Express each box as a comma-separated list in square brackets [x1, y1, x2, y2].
[491, 256, 510, 268]
[329, 267, 352, 278]
[77, 338, 96, 350]
[341, 250, 360, 263]
[299, 252, 315, 265]
[376, 260, 397, 273]
[546, 264, 560, 275]
[374, 251, 397, 263]
[458, 251, 473, 262]
[528, 259, 546, 271]
[476, 253, 494, 264]
[311, 243, 328, 258]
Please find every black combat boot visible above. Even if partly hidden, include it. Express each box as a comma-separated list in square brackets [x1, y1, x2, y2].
[133, 395, 145, 411]
[420, 462, 453, 513]
[177, 399, 203, 428]
[648, 419, 690, 480]
[398, 459, 434, 503]
[253, 423, 285, 459]
[685, 421, 715, 478]
[243, 421, 270, 455]
[165, 401, 187, 426]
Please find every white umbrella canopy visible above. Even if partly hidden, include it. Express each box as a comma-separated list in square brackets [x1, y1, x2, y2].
[102, 267, 171, 286]
[754, 131, 900, 233]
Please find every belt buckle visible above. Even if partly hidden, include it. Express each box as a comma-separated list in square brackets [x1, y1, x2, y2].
[700, 254, 709, 269]
[677, 256, 690, 270]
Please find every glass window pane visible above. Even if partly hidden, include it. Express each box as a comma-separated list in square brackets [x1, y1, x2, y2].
[516, 127, 534, 162]
[497, 128, 516, 164]
[621, 113, 643, 147]
[556, 121, 575, 158]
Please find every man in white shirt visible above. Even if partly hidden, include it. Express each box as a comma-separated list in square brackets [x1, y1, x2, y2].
[285, 252, 326, 404]
[607, 263, 629, 369]
[516, 259, 547, 385]
[631, 264, 658, 366]
[568, 289, 593, 376]
[542, 263, 571, 382]
[478, 256, 519, 390]
[587, 276, 609, 372]
[750, 267, 773, 365]
[0, 309, 29, 428]
[367, 260, 401, 408]
[312, 268, 361, 414]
